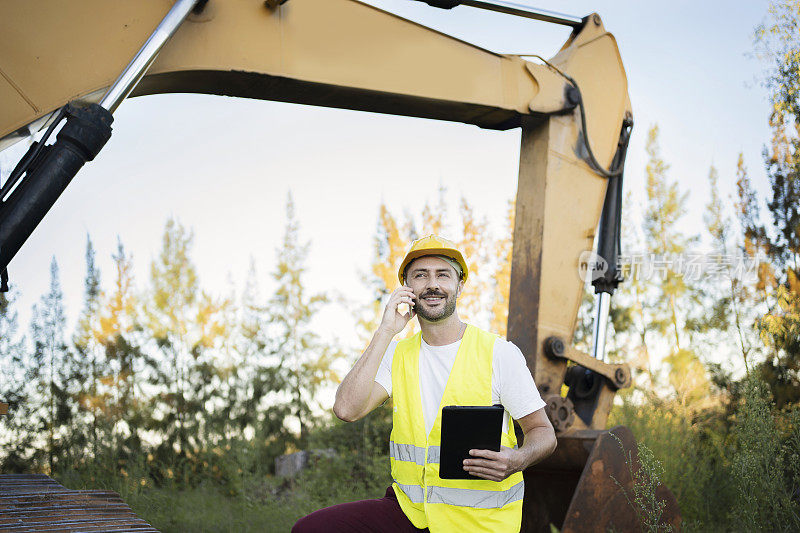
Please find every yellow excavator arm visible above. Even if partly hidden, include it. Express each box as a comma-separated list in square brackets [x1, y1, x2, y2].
[1, 0, 627, 142]
[0, 1, 678, 531]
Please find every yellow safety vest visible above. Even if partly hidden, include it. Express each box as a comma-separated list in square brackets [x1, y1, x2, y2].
[390, 324, 524, 533]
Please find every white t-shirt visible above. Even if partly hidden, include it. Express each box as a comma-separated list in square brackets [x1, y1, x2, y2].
[375, 334, 546, 436]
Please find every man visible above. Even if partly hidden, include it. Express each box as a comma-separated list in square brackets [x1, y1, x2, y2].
[293, 235, 556, 533]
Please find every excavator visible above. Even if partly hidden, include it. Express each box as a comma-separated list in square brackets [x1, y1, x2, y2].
[0, 0, 681, 530]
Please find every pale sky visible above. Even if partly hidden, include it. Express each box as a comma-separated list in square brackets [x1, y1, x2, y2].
[1, 1, 775, 375]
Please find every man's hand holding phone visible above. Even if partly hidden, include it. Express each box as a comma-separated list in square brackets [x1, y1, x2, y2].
[378, 286, 416, 336]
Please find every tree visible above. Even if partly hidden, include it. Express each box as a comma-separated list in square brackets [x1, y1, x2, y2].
[361, 201, 415, 343]
[367, 191, 501, 335]
[457, 196, 491, 325]
[145, 218, 229, 475]
[71, 235, 105, 461]
[267, 192, 339, 447]
[754, 117, 800, 406]
[490, 199, 514, 337]
[763, 117, 800, 270]
[237, 258, 296, 467]
[28, 258, 74, 473]
[725, 155, 773, 372]
[421, 183, 448, 237]
[754, 0, 800, 122]
[688, 165, 745, 367]
[751, 3, 800, 406]
[0, 287, 33, 471]
[642, 126, 709, 406]
[94, 239, 148, 462]
[372, 202, 407, 298]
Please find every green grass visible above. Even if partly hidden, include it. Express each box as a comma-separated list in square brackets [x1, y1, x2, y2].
[124, 482, 313, 532]
[59, 470, 390, 533]
[53, 423, 394, 533]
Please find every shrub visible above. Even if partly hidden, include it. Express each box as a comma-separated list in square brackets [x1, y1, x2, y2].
[609, 395, 731, 528]
[728, 374, 800, 531]
[612, 434, 674, 533]
[293, 404, 393, 506]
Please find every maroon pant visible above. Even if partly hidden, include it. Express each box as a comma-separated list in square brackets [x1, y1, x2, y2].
[292, 486, 429, 532]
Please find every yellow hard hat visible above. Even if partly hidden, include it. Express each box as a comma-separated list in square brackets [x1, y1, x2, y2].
[398, 234, 469, 284]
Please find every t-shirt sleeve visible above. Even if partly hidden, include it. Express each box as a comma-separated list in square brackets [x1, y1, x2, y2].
[374, 340, 398, 398]
[494, 339, 547, 420]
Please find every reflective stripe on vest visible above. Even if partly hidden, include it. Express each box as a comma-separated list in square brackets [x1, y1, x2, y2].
[395, 479, 525, 509]
[395, 481, 425, 503]
[391, 442, 517, 466]
[427, 445, 440, 464]
[427, 481, 525, 508]
[390, 442, 440, 465]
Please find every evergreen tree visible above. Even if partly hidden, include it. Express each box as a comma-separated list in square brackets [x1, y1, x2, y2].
[695, 161, 768, 376]
[642, 126, 708, 406]
[210, 274, 240, 444]
[764, 116, 800, 270]
[754, 0, 800, 122]
[238, 258, 295, 467]
[735, 153, 776, 297]
[28, 258, 74, 473]
[268, 192, 339, 447]
[145, 219, 228, 476]
[0, 287, 33, 471]
[688, 165, 743, 366]
[72, 235, 104, 461]
[752, 3, 800, 406]
[727, 156, 772, 371]
[754, 116, 800, 406]
[96, 240, 146, 462]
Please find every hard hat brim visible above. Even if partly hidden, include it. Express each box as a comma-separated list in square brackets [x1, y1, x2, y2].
[398, 248, 469, 284]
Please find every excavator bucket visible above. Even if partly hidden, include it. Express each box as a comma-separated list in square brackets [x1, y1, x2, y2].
[521, 425, 681, 532]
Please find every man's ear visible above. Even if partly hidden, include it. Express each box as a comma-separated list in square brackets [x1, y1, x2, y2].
[457, 279, 465, 297]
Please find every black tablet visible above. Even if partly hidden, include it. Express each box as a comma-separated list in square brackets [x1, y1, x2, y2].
[439, 404, 504, 480]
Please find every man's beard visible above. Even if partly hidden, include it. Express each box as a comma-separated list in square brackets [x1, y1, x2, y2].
[415, 290, 457, 322]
